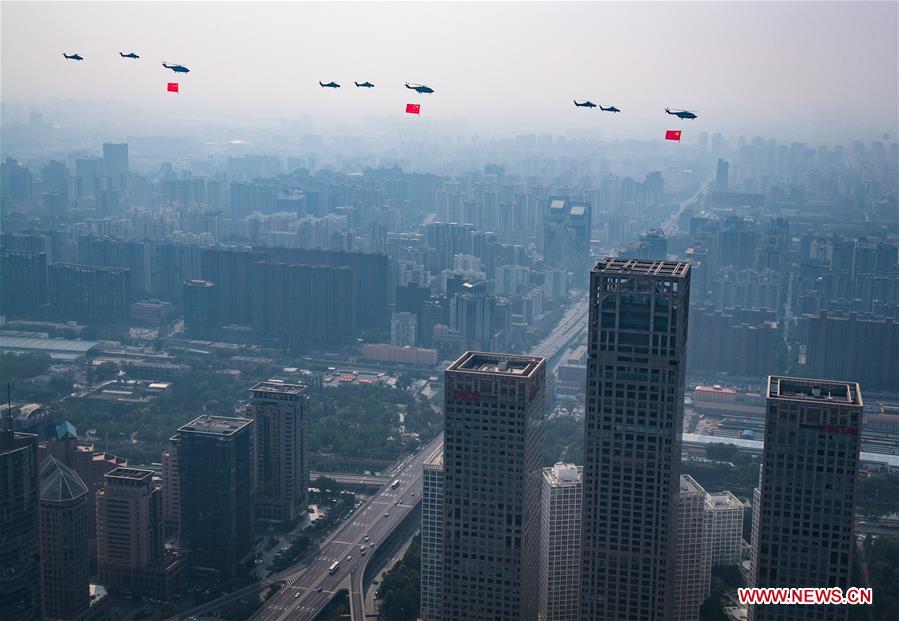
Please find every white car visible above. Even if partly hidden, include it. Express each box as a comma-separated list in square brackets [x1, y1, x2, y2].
[346, 555, 352, 561]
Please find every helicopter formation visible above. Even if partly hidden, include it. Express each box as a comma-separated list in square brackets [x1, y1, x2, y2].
[59, 51, 699, 129]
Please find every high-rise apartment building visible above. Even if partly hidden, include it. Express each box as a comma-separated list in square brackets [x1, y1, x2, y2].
[674, 475, 711, 621]
[442, 351, 546, 621]
[538, 463, 583, 621]
[581, 258, 691, 621]
[182, 279, 218, 335]
[175, 415, 254, 577]
[0, 431, 42, 621]
[161, 446, 180, 534]
[705, 491, 744, 567]
[102, 143, 129, 189]
[97, 468, 183, 597]
[48, 263, 128, 322]
[749, 376, 863, 621]
[391, 311, 419, 347]
[0, 249, 48, 317]
[39, 457, 90, 621]
[248, 382, 309, 528]
[421, 450, 444, 621]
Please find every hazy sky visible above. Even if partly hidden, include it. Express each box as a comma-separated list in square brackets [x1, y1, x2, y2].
[2, 1, 897, 141]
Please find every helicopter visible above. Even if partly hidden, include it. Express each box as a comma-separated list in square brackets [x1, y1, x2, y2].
[354, 81, 375, 88]
[63, 53, 83, 61]
[320, 81, 340, 88]
[163, 62, 190, 74]
[120, 52, 139, 59]
[600, 105, 620, 113]
[665, 108, 698, 120]
[405, 83, 434, 94]
[574, 100, 597, 108]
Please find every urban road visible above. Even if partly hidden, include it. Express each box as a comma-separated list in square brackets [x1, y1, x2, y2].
[171, 297, 590, 621]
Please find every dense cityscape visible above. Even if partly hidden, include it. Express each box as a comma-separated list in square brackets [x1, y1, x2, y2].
[2, 2, 898, 621]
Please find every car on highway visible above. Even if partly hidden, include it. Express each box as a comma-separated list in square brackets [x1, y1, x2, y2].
[347, 555, 352, 561]
[294, 593, 300, 599]
[384, 512, 390, 517]
[317, 587, 323, 592]
[360, 545, 366, 551]
[363, 534, 369, 541]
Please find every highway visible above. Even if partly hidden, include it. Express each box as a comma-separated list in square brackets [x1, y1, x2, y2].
[176, 294, 591, 621]
[249, 435, 444, 621]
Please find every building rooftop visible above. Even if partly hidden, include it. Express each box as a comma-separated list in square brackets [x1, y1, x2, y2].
[183, 279, 214, 288]
[768, 375, 863, 406]
[0, 335, 99, 360]
[679, 474, 706, 495]
[594, 257, 690, 278]
[448, 351, 544, 377]
[544, 462, 582, 485]
[40, 456, 88, 502]
[177, 414, 253, 437]
[250, 380, 306, 396]
[707, 491, 743, 510]
[55, 420, 77, 441]
[105, 467, 154, 483]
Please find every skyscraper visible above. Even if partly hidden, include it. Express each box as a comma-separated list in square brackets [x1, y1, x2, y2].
[716, 158, 729, 192]
[0, 431, 42, 621]
[96, 468, 184, 597]
[538, 463, 583, 621]
[421, 450, 444, 621]
[48, 263, 129, 322]
[182, 279, 218, 335]
[581, 258, 691, 621]
[674, 475, 711, 621]
[102, 143, 129, 189]
[248, 382, 309, 528]
[39, 457, 90, 621]
[749, 376, 863, 621]
[175, 415, 254, 578]
[442, 351, 546, 621]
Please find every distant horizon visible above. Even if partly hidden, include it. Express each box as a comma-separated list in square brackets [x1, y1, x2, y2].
[2, 2, 897, 144]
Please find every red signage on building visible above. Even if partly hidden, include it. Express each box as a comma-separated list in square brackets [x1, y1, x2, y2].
[819, 425, 859, 436]
[453, 388, 480, 402]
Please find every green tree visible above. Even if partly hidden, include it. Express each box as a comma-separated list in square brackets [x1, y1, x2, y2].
[377, 535, 421, 621]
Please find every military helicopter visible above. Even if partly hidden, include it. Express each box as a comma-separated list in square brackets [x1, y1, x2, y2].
[319, 81, 340, 88]
[63, 53, 83, 61]
[405, 83, 434, 94]
[600, 105, 620, 113]
[354, 81, 375, 88]
[163, 62, 190, 74]
[120, 52, 139, 59]
[665, 107, 698, 120]
[574, 100, 597, 108]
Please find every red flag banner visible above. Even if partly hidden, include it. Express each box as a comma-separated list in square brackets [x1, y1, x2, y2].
[665, 129, 681, 141]
[167, 82, 179, 93]
[406, 103, 420, 115]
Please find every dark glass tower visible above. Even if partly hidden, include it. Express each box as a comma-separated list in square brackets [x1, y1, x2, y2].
[581, 258, 691, 621]
[174, 415, 254, 578]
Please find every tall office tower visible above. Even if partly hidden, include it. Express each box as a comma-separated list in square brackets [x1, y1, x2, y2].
[96, 468, 166, 594]
[48, 263, 129, 322]
[749, 377, 863, 621]
[0, 250, 48, 317]
[541, 197, 592, 276]
[442, 352, 546, 621]
[0, 431, 41, 621]
[102, 143, 128, 174]
[39, 457, 90, 621]
[248, 382, 309, 528]
[161, 446, 180, 535]
[674, 475, 711, 621]
[705, 491, 744, 566]
[421, 451, 444, 621]
[182, 279, 218, 335]
[538, 463, 583, 621]
[175, 415, 254, 577]
[581, 258, 691, 621]
[716, 158, 729, 192]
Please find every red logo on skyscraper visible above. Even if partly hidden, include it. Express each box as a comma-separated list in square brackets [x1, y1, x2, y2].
[453, 388, 480, 402]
